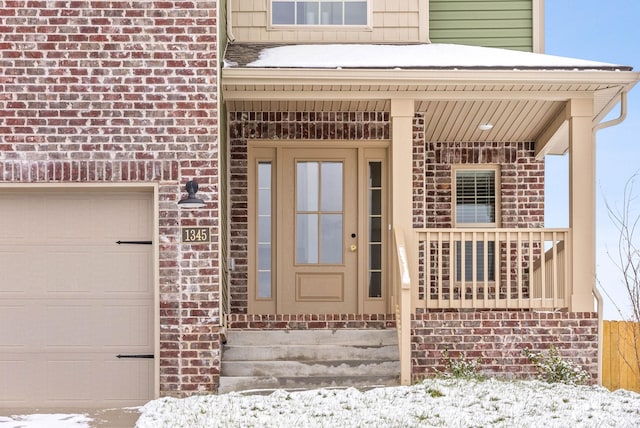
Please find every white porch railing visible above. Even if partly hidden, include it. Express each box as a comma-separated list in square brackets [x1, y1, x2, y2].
[415, 228, 570, 310]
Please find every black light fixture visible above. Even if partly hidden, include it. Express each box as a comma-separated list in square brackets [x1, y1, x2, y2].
[178, 180, 205, 209]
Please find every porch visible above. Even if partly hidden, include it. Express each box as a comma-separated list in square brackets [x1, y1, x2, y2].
[391, 226, 591, 385]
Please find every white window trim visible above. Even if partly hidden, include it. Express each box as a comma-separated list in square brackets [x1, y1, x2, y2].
[268, 0, 372, 30]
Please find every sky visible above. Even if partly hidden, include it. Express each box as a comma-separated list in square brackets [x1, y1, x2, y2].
[544, 1, 640, 320]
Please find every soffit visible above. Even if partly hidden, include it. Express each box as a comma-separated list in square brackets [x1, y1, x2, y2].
[223, 70, 638, 148]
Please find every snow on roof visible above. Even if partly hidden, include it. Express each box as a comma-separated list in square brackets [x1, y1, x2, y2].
[245, 43, 626, 70]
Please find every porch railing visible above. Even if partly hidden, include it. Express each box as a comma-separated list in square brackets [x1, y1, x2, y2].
[415, 228, 570, 310]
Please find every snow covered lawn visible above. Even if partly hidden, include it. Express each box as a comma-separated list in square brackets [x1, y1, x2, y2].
[136, 378, 640, 427]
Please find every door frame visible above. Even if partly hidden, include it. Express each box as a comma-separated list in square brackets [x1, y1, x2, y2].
[0, 182, 160, 400]
[247, 140, 390, 315]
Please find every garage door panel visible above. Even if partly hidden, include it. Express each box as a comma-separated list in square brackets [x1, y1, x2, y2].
[103, 304, 153, 347]
[40, 198, 98, 241]
[0, 196, 28, 241]
[100, 197, 154, 240]
[0, 249, 34, 293]
[47, 358, 98, 400]
[0, 359, 29, 403]
[44, 304, 100, 347]
[0, 304, 31, 347]
[0, 189, 155, 408]
[104, 250, 153, 294]
[103, 359, 154, 402]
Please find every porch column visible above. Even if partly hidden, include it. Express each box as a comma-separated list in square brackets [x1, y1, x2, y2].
[567, 98, 596, 312]
[391, 99, 415, 386]
[390, 99, 416, 277]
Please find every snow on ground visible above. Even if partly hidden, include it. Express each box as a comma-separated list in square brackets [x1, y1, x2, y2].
[0, 413, 92, 428]
[245, 43, 622, 69]
[136, 378, 640, 428]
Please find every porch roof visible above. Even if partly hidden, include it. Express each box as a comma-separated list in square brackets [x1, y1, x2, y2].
[222, 43, 640, 155]
[224, 43, 630, 71]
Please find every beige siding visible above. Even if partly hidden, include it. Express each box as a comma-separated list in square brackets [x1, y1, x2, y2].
[430, 0, 534, 51]
[230, 0, 426, 43]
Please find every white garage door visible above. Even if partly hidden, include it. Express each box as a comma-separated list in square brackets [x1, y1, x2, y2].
[0, 189, 155, 409]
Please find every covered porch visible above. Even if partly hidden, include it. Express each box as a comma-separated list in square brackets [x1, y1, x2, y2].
[221, 43, 640, 386]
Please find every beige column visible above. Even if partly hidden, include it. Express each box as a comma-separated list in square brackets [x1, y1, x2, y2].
[567, 98, 596, 312]
[390, 99, 415, 385]
[390, 99, 416, 280]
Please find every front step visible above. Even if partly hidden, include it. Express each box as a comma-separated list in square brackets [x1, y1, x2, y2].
[219, 329, 400, 394]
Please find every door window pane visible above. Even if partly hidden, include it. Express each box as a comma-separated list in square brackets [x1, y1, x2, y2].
[257, 162, 273, 299]
[297, 162, 319, 211]
[258, 215, 271, 242]
[368, 161, 383, 298]
[258, 244, 272, 270]
[320, 162, 343, 211]
[320, 214, 343, 264]
[297, 213, 319, 264]
[296, 160, 344, 265]
[369, 271, 382, 298]
[258, 272, 272, 299]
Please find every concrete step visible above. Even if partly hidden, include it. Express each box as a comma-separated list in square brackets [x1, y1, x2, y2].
[222, 359, 400, 377]
[225, 329, 398, 346]
[222, 344, 399, 361]
[219, 329, 400, 394]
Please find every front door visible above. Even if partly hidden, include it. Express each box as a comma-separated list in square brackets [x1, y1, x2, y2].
[280, 148, 358, 313]
[248, 144, 387, 315]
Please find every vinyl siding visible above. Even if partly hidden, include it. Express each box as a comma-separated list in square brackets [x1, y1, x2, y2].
[429, 0, 534, 51]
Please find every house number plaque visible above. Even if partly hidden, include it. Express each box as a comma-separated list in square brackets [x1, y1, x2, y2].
[181, 227, 211, 243]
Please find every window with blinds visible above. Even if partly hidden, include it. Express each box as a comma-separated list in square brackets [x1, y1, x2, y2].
[453, 167, 499, 282]
[455, 169, 497, 227]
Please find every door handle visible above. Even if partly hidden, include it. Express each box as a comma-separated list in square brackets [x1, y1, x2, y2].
[350, 244, 357, 252]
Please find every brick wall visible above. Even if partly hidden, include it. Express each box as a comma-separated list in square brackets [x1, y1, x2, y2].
[412, 311, 599, 381]
[414, 135, 545, 229]
[0, 2, 220, 397]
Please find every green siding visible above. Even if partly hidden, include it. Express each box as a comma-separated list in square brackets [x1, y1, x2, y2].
[429, 0, 533, 52]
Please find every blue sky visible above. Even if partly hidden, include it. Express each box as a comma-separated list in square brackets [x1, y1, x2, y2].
[544, 1, 640, 319]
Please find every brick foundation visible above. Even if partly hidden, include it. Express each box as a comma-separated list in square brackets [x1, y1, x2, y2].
[412, 311, 599, 382]
[226, 313, 396, 330]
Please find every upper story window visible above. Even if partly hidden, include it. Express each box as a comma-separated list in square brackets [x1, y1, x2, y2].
[272, 1, 368, 26]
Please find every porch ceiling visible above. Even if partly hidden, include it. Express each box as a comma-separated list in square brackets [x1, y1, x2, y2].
[222, 68, 640, 153]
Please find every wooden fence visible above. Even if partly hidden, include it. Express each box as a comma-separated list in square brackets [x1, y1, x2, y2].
[603, 321, 640, 392]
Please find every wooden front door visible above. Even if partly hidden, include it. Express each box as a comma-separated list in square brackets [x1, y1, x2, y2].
[248, 144, 388, 315]
[279, 148, 358, 314]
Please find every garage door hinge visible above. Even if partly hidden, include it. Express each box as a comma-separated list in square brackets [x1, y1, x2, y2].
[116, 240, 152, 245]
[116, 354, 155, 359]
